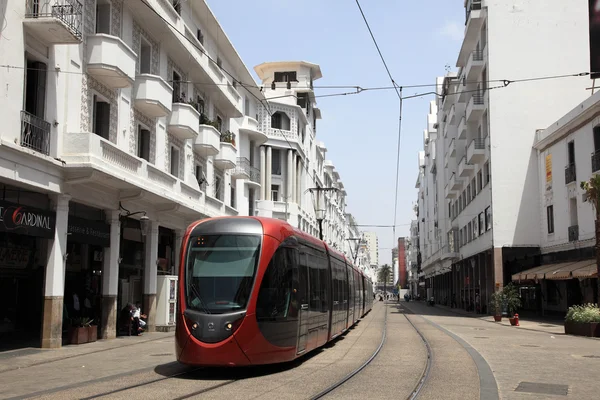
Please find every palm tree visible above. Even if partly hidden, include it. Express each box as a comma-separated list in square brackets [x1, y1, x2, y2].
[378, 264, 392, 297]
[581, 174, 600, 303]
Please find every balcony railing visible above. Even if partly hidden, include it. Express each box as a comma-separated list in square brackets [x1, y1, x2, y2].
[472, 50, 484, 62]
[564, 163, 576, 184]
[471, 137, 485, 150]
[592, 150, 600, 173]
[472, 93, 484, 105]
[466, 0, 482, 23]
[20, 111, 51, 156]
[568, 225, 579, 242]
[25, 0, 83, 39]
[235, 157, 260, 184]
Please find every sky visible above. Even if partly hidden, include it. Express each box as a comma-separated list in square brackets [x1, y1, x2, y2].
[206, 0, 465, 265]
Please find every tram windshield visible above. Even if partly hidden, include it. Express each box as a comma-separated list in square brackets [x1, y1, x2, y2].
[185, 234, 261, 314]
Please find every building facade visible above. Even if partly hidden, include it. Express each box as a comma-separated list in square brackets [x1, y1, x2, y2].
[363, 231, 379, 268]
[0, 0, 357, 349]
[414, 0, 590, 313]
[406, 219, 419, 295]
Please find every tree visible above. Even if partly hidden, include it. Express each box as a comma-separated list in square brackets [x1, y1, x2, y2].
[581, 174, 600, 303]
[378, 264, 392, 296]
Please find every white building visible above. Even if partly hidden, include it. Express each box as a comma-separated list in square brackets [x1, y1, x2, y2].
[253, 61, 350, 251]
[406, 219, 419, 295]
[414, 0, 590, 313]
[511, 91, 600, 315]
[363, 231, 379, 267]
[0, 0, 357, 349]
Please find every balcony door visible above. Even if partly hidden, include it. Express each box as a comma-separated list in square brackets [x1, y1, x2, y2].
[25, 59, 47, 119]
[594, 126, 600, 153]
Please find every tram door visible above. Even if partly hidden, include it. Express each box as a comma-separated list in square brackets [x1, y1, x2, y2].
[296, 257, 310, 354]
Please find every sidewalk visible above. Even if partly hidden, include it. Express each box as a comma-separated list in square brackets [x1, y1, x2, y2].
[417, 301, 566, 336]
[0, 332, 174, 373]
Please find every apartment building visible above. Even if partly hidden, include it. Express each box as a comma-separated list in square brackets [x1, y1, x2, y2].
[415, 0, 590, 313]
[406, 219, 419, 295]
[253, 61, 350, 250]
[510, 92, 600, 315]
[0, 0, 357, 349]
[363, 231, 379, 268]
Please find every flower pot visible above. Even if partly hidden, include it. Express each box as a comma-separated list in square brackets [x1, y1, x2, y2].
[68, 326, 89, 345]
[88, 325, 98, 342]
[493, 315, 502, 322]
[509, 317, 518, 326]
[564, 321, 600, 337]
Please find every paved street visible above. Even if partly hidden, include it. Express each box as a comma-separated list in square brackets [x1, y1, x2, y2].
[1, 302, 598, 399]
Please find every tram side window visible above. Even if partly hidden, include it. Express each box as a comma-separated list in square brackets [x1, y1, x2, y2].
[256, 247, 295, 321]
[318, 253, 329, 312]
[307, 253, 320, 310]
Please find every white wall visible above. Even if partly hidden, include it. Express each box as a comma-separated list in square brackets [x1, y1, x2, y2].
[487, 0, 590, 247]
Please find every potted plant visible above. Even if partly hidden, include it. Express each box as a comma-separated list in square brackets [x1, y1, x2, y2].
[88, 321, 98, 343]
[565, 304, 600, 337]
[503, 283, 522, 325]
[68, 317, 92, 345]
[490, 290, 504, 321]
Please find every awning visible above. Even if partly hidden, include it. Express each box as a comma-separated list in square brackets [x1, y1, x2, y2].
[572, 260, 598, 279]
[545, 260, 593, 280]
[512, 261, 583, 282]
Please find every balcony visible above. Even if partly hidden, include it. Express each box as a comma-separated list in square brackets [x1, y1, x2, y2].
[568, 225, 579, 242]
[445, 183, 458, 199]
[238, 116, 268, 145]
[564, 163, 576, 185]
[132, 74, 173, 118]
[20, 111, 51, 156]
[592, 151, 600, 173]
[458, 156, 475, 177]
[232, 157, 261, 187]
[447, 138, 456, 158]
[214, 140, 237, 170]
[448, 104, 457, 125]
[465, 50, 484, 81]
[467, 138, 485, 164]
[458, 116, 467, 139]
[23, 0, 83, 44]
[167, 103, 200, 140]
[450, 173, 462, 190]
[86, 34, 136, 89]
[194, 125, 220, 156]
[466, 93, 485, 122]
[457, 0, 485, 67]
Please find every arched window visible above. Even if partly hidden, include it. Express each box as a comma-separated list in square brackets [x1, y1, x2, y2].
[271, 111, 291, 131]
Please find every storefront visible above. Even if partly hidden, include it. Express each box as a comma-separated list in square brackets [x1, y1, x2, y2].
[0, 188, 56, 350]
[64, 203, 110, 339]
[119, 217, 145, 319]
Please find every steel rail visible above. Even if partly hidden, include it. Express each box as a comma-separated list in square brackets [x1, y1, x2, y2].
[404, 309, 434, 400]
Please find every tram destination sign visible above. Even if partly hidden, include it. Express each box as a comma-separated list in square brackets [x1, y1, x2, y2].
[0, 200, 56, 239]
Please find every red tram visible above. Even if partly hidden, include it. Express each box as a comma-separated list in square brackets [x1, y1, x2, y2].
[175, 216, 374, 366]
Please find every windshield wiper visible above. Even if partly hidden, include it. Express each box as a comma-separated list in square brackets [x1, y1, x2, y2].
[189, 282, 212, 314]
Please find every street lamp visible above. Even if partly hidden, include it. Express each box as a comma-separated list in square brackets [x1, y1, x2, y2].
[119, 202, 150, 237]
[308, 187, 337, 241]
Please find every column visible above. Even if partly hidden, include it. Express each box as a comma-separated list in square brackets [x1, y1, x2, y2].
[101, 210, 120, 340]
[287, 149, 293, 202]
[292, 153, 297, 203]
[143, 221, 160, 332]
[266, 146, 272, 201]
[259, 146, 266, 200]
[295, 157, 301, 204]
[41, 194, 70, 349]
[174, 229, 184, 275]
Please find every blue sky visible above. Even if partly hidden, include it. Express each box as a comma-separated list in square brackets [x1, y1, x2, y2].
[207, 0, 465, 264]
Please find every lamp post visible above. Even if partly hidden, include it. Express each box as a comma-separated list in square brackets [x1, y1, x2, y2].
[119, 202, 150, 237]
[308, 187, 337, 241]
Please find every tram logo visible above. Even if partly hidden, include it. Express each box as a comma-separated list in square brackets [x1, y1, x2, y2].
[207, 322, 215, 331]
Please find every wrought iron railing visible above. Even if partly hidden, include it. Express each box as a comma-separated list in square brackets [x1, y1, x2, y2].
[235, 157, 260, 184]
[471, 93, 484, 105]
[568, 225, 579, 242]
[472, 50, 484, 62]
[25, 0, 83, 40]
[592, 150, 600, 173]
[20, 111, 51, 155]
[564, 163, 576, 184]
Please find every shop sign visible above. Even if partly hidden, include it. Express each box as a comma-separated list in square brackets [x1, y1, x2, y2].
[0, 200, 55, 238]
[68, 216, 110, 247]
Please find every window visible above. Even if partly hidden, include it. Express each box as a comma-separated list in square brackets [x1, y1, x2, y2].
[274, 71, 297, 83]
[271, 149, 281, 175]
[172, 70, 182, 103]
[547, 205, 554, 234]
[483, 162, 490, 186]
[24, 59, 47, 119]
[230, 186, 236, 209]
[140, 39, 151, 74]
[271, 185, 279, 202]
[172, 0, 181, 14]
[216, 115, 223, 132]
[256, 246, 295, 322]
[485, 206, 492, 231]
[217, 56, 222, 68]
[248, 189, 255, 216]
[170, 145, 180, 177]
[137, 126, 150, 161]
[214, 174, 223, 201]
[473, 217, 479, 239]
[96, 0, 111, 34]
[195, 164, 205, 188]
[567, 140, 575, 165]
[594, 126, 600, 153]
[448, 202, 452, 219]
[479, 212, 485, 235]
[477, 170, 483, 192]
[467, 184, 472, 203]
[471, 178, 476, 198]
[92, 94, 110, 140]
[271, 111, 291, 130]
[244, 97, 250, 117]
[467, 222, 472, 242]
[196, 29, 204, 45]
